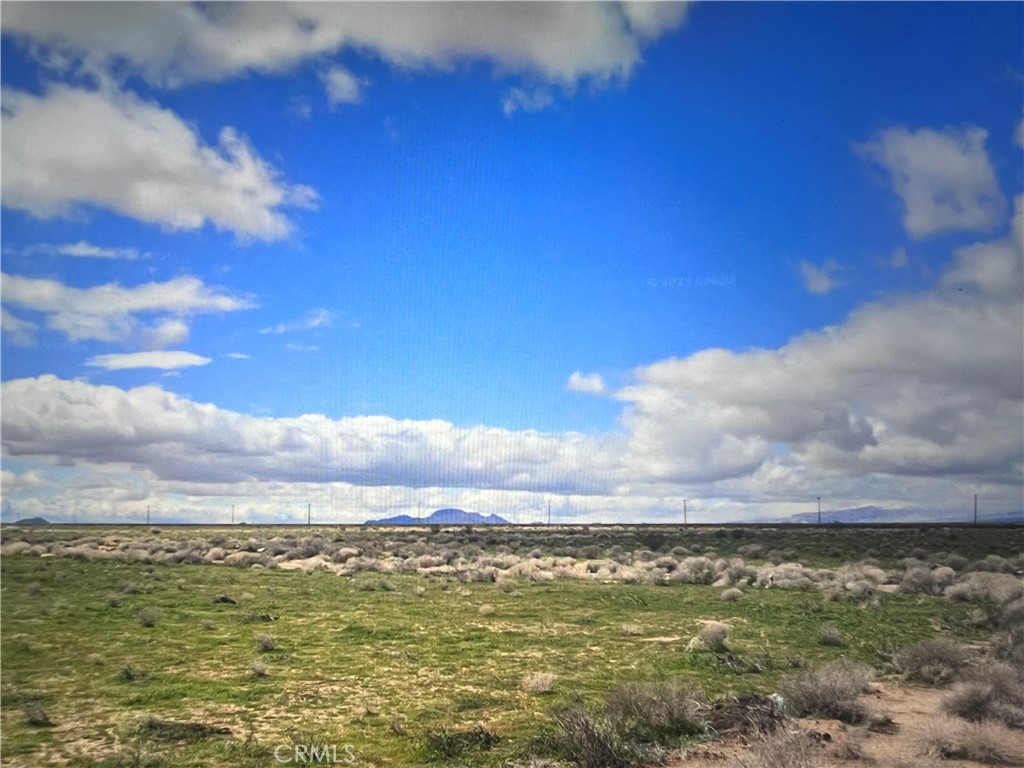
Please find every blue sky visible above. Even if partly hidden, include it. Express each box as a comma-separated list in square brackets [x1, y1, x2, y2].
[2, 2, 1022, 524]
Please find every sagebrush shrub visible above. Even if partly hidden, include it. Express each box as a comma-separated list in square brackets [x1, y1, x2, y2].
[819, 625, 844, 647]
[136, 607, 161, 627]
[521, 672, 557, 694]
[893, 639, 970, 686]
[943, 663, 1024, 729]
[925, 717, 1024, 765]
[700, 623, 729, 651]
[782, 659, 872, 723]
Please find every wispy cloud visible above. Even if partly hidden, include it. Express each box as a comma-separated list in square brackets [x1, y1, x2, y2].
[799, 259, 844, 295]
[1, 273, 254, 346]
[86, 351, 212, 370]
[1, 308, 39, 347]
[284, 343, 319, 353]
[566, 371, 607, 395]
[225, 352, 251, 360]
[260, 308, 335, 334]
[23, 240, 146, 260]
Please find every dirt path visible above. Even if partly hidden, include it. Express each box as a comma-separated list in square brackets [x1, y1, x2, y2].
[670, 681, 1021, 768]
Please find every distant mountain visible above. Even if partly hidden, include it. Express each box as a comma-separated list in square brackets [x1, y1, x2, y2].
[787, 506, 1023, 525]
[13, 517, 50, 525]
[365, 508, 510, 526]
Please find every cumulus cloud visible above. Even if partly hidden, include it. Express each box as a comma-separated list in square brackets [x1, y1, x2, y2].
[260, 308, 335, 334]
[856, 125, 1006, 239]
[0, 375, 621, 493]
[566, 371, 608, 395]
[1, 83, 317, 241]
[617, 211, 1023, 489]
[86, 351, 212, 371]
[1, 272, 254, 347]
[799, 259, 843, 294]
[2, 3, 689, 95]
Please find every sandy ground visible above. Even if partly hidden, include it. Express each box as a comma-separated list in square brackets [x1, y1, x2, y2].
[670, 682, 1021, 768]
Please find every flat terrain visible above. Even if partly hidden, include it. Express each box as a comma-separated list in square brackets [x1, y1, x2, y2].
[0, 524, 1020, 767]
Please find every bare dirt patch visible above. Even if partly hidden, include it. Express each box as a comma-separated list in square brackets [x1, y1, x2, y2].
[670, 681, 1021, 768]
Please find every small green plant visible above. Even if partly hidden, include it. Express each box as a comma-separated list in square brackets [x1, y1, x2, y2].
[422, 725, 498, 760]
[118, 659, 141, 682]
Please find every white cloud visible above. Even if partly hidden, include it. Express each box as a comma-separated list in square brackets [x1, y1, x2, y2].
[1, 272, 253, 347]
[321, 66, 363, 105]
[225, 352, 251, 360]
[2, 3, 689, 95]
[23, 241, 145, 260]
[799, 259, 843, 294]
[260, 308, 335, 334]
[941, 195, 1023, 298]
[617, 214, 1023, 490]
[888, 247, 909, 269]
[1, 84, 317, 241]
[856, 125, 1006, 239]
[502, 87, 554, 116]
[0, 375, 621, 494]
[284, 343, 319, 353]
[566, 371, 607, 396]
[1, 308, 39, 347]
[86, 351, 212, 371]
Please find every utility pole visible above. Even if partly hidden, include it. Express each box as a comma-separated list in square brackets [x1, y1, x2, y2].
[307, 502, 311, 526]
[973, 494, 978, 525]
[683, 499, 688, 527]
[816, 497, 821, 525]
[146, 506, 150, 526]
[547, 498, 551, 526]
[231, 505, 235, 525]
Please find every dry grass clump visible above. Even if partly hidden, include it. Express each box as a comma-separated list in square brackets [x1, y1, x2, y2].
[720, 587, 744, 602]
[782, 659, 872, 724]
[893, 639, 970, 686]
[819, 624, 845, 647]
[900, 565, 958, 595]
[255, 633, 277, 652]
[250, 660, 269, 679]
[943, 662, 1024, 729]
[552, 681, 706, 768]
[620, 623, 644, 637]
[478, 603, 495, 616]
[22, 700, 54, 727]
[521, 672, 557, 694]
[923, 716, 1024, 765]
[700, 622, 730, 651]
[738, 729, 821, 768]
[135, 607, 161, 627]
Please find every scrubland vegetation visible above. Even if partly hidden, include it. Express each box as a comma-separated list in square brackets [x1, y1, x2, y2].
[1, 523, 1021, 766]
